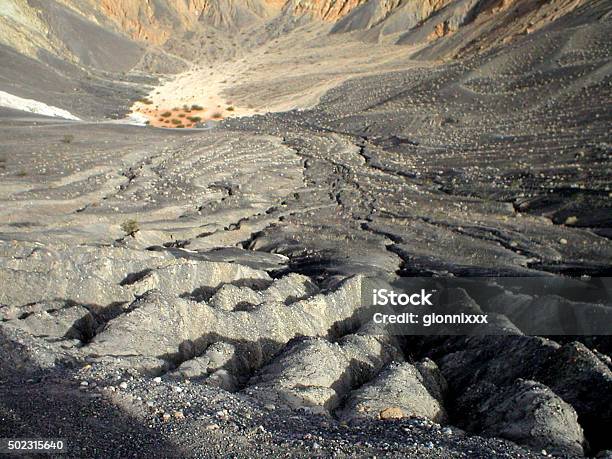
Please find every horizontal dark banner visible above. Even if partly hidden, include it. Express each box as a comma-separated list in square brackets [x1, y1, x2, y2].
[359, 277, 612, 335]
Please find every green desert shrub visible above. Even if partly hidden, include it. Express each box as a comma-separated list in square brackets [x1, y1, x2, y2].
[121, 219, 140, 237]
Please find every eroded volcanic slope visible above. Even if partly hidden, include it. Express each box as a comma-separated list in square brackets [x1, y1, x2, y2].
[1, 0, 611, 457]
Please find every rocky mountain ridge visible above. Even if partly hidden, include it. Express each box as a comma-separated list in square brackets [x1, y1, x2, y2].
[1, 0, 590, 67]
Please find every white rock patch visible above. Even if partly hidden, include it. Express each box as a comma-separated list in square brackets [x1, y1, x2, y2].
[125, 111, 149, 126]
[0, 90, 80, 120]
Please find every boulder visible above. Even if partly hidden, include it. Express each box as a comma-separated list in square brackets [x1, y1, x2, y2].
[338, 359, 448, 424]
[457, 379, 585, 456]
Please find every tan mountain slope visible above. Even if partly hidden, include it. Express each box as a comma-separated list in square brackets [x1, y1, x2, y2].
[290, 0, 369, 20]
[397, 0, 589, 59]
[1, 0, 591, 68]
[59, 0, 367, 45]
[0, 0, 603, 123]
